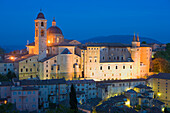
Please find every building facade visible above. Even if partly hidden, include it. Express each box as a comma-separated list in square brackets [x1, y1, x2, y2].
[5, 11, 152, 81]
[147, 73, 170, 107]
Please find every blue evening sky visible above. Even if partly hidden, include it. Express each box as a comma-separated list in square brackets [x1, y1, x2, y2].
[0, 0, 170, 46]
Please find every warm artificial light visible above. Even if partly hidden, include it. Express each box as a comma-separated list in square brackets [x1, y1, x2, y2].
[10, 56, 15, 61]
[4, 100, 7, 104]
[157, 93, 161, 97]
[48, 40, 50, 43]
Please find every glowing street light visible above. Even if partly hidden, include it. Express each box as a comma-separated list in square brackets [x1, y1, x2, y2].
[9, 56, 15, 61]
[157, 93, 161, 97]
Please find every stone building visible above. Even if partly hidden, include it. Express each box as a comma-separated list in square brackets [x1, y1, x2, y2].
[147, 73, 170, 107]
[5, 11, 152, 81]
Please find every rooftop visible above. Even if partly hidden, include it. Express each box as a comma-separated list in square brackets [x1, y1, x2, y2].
[148, 73, 170, 80]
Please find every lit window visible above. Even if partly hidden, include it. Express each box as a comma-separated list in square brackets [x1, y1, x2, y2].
[130, 65, 132, 69]
[41, 30, 44, 36]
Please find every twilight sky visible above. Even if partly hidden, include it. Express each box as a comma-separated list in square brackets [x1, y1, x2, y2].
[0, 0, 170, 46]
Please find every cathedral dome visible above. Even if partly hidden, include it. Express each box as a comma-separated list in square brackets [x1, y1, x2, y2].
[36, 12, 45, 19]
[47, 26, 63, 35]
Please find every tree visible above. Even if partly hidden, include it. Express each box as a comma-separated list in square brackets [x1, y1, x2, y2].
[151, 58, 170, 73]
[6, 71, 16, 81]
[0, 46, 5, 55]
[141, 41, 146, 44]
[69, 84, 78, 112]
[0, 74, 9, 81]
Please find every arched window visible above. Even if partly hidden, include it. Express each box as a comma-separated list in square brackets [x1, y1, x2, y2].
[41, 30, 44, 36]
[36, 30, 38, 37]
[41, 22, 44, 26]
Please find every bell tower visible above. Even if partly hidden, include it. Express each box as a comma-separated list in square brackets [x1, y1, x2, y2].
[34, 11, 47, 60]
[131, 33, 141, 78]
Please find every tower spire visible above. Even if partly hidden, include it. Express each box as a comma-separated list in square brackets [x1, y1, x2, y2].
[52, 17, 56, 26]
[133, 32, 136, 41]
[137, 33, 139, 42]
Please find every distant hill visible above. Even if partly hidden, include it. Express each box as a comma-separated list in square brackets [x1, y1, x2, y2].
[2, 45, 25, 53]
[80, 35, 162, 44]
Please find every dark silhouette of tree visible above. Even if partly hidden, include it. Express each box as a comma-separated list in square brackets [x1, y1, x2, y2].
[6, 71, 16, 81]
[69, 84, 78, 112]
[141, 41, 146, 44]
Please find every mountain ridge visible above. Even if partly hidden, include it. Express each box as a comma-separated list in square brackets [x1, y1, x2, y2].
[80, 35, 162, 44]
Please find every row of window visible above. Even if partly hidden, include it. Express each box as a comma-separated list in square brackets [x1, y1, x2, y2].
[102, 56, 124, 61]
[13, 91, 35, 95]
[4, 64, 13, 66]
[88, 48, 99, 50]
[99, 65, 132, 70]
[102, 48, 128, 52]
[21, 68, 36, 72]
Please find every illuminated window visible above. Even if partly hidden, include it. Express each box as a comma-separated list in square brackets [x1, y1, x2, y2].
[41, 30, 44, 36]
[119, 73, 121, 76]
[130, 65, 132, 69]
[92, 72, 94, 76]
[41, 22, 44, 26]
[90, 67, 92, 70]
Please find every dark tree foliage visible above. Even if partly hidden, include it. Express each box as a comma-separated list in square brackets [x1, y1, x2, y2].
[6, 71, 16, 81]
[69, 84, 78, 112]
[0, 46, 5, 55]
[0, 71, 17, 82]
[154, 43, 170, 61]
[141, 41, 147, 44]
[0, 74, 9, 81]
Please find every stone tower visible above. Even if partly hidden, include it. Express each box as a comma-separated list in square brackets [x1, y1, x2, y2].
[34, 11, 47, 60]
[131, 33, 141, 78]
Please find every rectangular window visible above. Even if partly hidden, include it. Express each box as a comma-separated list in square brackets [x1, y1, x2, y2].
[58, 65, 60, 70]
[123, 66, 125, 69]
[116, 66, 118, 69]
[130, 65, 132, 69]
[108, 66, 110, 70]
[100, 66, 102, 70]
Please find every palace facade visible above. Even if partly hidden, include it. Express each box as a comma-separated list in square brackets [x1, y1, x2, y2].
[16, 11, 152, 81]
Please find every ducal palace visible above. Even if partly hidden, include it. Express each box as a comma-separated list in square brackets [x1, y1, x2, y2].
[5, 11, 152, 81]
